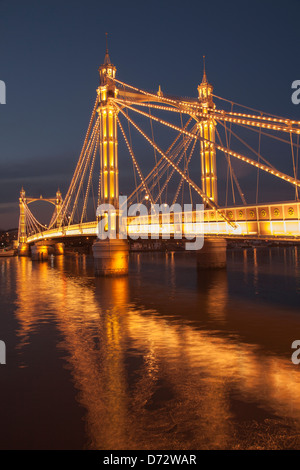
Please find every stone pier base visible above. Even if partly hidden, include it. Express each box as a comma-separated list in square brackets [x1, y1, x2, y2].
[55, 242, 65, 255]
[18, 243, 30, 257]
[92, 239, 129, 276]
[31, 244, 49, 261]
[197, 237, 227, 270]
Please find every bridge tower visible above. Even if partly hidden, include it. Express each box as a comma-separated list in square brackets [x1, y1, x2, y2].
[19, 187, 27, 243]
[197, 58, 218, 205]
[97, 45, 119, 208]
[55, 188, 62, 228]
[92, 41, 129, 276]
[196, 60, 227, 269]
[18, 187, 29, 256]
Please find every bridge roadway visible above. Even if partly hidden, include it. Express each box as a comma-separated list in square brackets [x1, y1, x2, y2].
[26, 201, 300, 245]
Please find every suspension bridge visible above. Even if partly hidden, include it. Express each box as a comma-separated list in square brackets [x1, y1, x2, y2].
[17, 44, 300, 273]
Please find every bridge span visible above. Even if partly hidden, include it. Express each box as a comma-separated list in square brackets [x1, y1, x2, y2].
[25, 200, 300, 245]
[17, 46, 300, 273]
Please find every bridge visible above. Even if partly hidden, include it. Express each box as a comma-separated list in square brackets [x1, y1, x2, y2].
[17, 44, 300, 274]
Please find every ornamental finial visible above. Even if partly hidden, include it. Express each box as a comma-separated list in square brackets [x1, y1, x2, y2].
[103, 32, 111, 65]
[202, 55, 208, 84]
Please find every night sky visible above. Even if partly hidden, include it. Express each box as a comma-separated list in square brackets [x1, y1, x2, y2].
[0, 0, 299, 229]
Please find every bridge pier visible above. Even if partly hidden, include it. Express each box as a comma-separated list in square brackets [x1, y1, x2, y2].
[55, 242, 64, 255]
[197, 237, 227, 270]
[18, 243, 30, 257]
[92, 239, 129, 276]
[31, 243, 49, 261]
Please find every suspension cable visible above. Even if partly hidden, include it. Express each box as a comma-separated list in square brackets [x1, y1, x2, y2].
[117, 117, 154, 205]
[115, 102, 237, 228]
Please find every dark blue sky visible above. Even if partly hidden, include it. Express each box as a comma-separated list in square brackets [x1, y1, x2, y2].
[0, 0, 299, 229]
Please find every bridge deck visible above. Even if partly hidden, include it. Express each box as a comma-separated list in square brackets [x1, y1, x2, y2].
[26, 201, 300, 244]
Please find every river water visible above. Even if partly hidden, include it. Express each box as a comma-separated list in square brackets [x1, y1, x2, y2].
[0, 247, 300, 449]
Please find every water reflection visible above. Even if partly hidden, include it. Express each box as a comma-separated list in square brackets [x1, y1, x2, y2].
[3, 247, 300, 448]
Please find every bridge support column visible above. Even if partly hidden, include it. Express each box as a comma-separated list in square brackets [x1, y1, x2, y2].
[198, 61, 217, 206]
[31, 243, 49, 261]
[18, 187, 28, 251]
[197, 237, 227, 270]
[93, 239, 129, 276]
[18, 243, 29, 257]
[93, 50, 129, 276]
[55, 242, 64, 255]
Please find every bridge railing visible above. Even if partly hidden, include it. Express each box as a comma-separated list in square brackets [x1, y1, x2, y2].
[126, 201, 300, 238]
[25, 201, 300, 245]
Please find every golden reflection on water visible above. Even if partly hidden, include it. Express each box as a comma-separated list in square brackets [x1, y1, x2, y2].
[10, 251, 300, 449]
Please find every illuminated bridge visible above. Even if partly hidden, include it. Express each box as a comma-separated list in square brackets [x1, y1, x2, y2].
[17, 44, 300, 273]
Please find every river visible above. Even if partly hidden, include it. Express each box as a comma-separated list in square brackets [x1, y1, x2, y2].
[0, 247, 300, 449]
